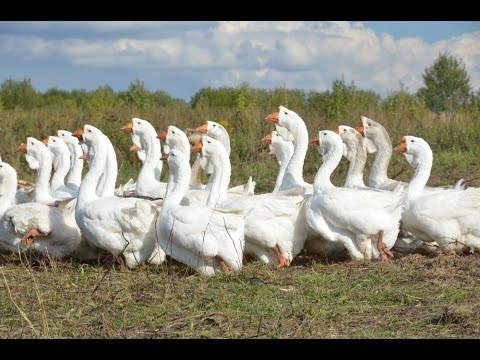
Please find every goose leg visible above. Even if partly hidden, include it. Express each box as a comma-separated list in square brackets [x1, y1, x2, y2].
[216, 256, 230, 273]
[377, 230, 394, 262]
[100, 253, 115, 267]
[117, 254, 130, 273]
[273, 245, 290, 268]
[21, 228, 49, 247]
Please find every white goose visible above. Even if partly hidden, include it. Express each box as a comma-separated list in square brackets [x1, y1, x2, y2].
[0, 160, 99, 260]
[337, 125, 371, 189]
[156, 148, 245, 276]
[358, 116, 464, 192]
[57, 130, 84, 191]
[394, 136, 480, 254]
[261, 129, 294, 193]
[265, 106, 313, 194]
[158, 126, 254, 202]
[43, 136, 77, 198]
[195, 121, 255, 195]
[185, 128, 206, 189]
[74, 125, 162, 271]
[196, 121, 231, 155]
[17, 138, 70, 206]
[72, 128, 119, 198]
[120, 118, 166, 199]
[336, 124, 428, 254]
[158, 125, 201, 197]
[306, 130, 402, 261]
[194, 135, 308, 267]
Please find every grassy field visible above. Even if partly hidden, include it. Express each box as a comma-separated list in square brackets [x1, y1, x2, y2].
[1, 251, 480, 339]
[0, 98, 479, 339]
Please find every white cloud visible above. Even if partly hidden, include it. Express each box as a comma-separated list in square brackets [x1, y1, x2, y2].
[1, 21, 479, 98]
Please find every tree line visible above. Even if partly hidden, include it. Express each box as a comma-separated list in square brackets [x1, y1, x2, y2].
[1, 52, 478, 116]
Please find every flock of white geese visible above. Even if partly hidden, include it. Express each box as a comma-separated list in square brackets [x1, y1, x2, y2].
[0, 105, 479, 275]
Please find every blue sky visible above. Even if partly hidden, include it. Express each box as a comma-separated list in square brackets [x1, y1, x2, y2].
[1, 21, 479, 101]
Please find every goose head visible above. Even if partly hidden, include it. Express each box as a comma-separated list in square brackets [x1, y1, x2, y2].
[185, 128, 202, 146]
[195, 121, 230, 155]
[44, 136, 70, 157]
[127, 117, 157, 139]
[316, 130, 343, 158]
[394, 135, 431, 168]
[17, 137, 50, 170]
[122, 118, 158, 158]
[263, 130, 293, 158]
[265, 105, 302, 133]
[159, 125, 189, 158]
[192, 135, 223, 159]
[120, 120, 140, 152]
[81, 124, 104, 147]
[196, 120, 227, 139]
[337, 125, 363, 159]
[57, 130, 80, 146]
[357, 116, 384, 141]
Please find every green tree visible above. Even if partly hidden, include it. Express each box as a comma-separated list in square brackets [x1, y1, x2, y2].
[0, 78, 41, 110]
[118, 80, 153, 108]
[417, 52, 472, 112]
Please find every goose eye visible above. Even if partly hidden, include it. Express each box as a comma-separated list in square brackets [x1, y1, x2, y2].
[53, 139, 56, 142]
[207, 140, 211, 144]
[88, 129, 92, 133]
[0, 165, 3, 168]
[213, 124, 216, 127]
[284, 111, 288, 115]
[411, 139, 415, 143]
[367, 123, 371, 126]
[31, 142, 34, 146]
[323, 132, 327, 136]
[172, 131, 175, 134]
[343, 129, 346, 132]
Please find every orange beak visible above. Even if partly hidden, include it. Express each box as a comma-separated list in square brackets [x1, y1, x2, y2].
[261, 134, 272, 144]
[42, 137, 49, 146]
[265, 112, 279, 123]
[393, 137, 407, 153]
[130, 144, 141, 152]
[191, 138, 203, 153]
[160, 154, 168, 162]
[16, 143, 27, 153]
[195, 123, 208, 134]
[72, 128, 84, 141]
[157, 130, 167, 142]
[121, 122, 133, 133]
[356, 126, 365, 137]
[309, 137, 319, 145]
[79, 154, 87, 160]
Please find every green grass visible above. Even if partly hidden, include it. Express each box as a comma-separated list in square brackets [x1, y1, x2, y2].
[1, 252, 480, 338]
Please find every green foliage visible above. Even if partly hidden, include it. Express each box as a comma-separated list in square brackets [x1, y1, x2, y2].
[384, 83, 428, 120]
[417, 52, 472, 113]
[0, 78, 42, 110]
[118, 80, 154, 108]
[308, 78, 382, 121]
